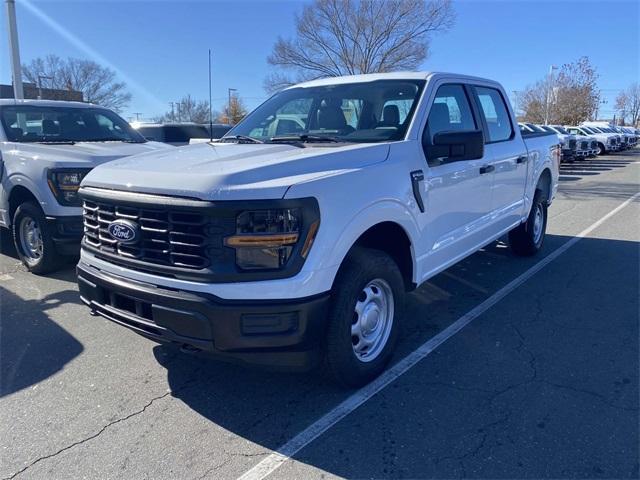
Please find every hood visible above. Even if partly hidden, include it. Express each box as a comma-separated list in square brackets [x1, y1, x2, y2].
[6, 141, 171, 168]
[82, 141, 390, 201]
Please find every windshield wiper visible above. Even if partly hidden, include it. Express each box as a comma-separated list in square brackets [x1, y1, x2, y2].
[81, 138, 144, 143]
[270, 134, 340, 143]
[35, 139, 76, 145]
[220, 135, 263, 144]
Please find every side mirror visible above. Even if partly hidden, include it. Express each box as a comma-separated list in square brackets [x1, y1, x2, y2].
[426, 130, 484, 164]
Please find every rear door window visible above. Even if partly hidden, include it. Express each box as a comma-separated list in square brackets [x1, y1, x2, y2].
[474, 87, 514, 143]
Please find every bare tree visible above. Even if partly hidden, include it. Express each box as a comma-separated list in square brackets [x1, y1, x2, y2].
[22, 55, 131, 112]
[217, 94, 248, 125]
[615, 83, 640, 126]
[157, 95, 214, 123]
[519, 57, 600, 125]
[553, 57, 600, 125]
[265, 0, 455, 92]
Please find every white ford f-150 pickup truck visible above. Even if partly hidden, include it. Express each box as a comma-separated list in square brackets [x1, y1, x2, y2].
[76, 72, 559, 386]
[0, 100, 171, 273]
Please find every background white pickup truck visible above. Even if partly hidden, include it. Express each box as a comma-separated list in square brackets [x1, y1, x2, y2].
[77, 72, 559, 386]
[0, 99, 170, 273]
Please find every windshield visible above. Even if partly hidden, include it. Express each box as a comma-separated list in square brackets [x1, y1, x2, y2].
[1, 105, 145, 143]
[226, 79, 425, 143]
[551, 126, 570, 135]
[540, 125, 556, 133]
[586, 127, 601, 133]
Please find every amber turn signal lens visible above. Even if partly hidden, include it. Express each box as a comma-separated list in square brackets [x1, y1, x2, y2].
[224, 233, 300, 248]
[301, 220, 320, 258]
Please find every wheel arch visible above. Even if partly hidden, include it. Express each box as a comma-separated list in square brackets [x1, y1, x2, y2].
[8, 185, 41, 225]
[536, 167, 552, 204]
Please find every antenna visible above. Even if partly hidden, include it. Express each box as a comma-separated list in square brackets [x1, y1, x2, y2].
[208, 49, 213, 142]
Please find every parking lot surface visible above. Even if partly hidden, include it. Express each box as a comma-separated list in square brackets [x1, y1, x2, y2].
[1, 152, 639, 480]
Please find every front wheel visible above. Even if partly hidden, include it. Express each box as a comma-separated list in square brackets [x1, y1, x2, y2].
[12, 202, 62, 274]
[325, 247, 405, 387]
[597, 143, 607, 155]
[508, 190, 547, 257]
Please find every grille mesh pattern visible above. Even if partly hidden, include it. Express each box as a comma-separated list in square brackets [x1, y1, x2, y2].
[83, 199, 214, 269]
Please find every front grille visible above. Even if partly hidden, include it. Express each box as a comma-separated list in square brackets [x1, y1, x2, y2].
[83, 199, 215, 269]
[580, 141, 588, 150]
[568, 139, 577, 150]
[590, 140, 597, 149]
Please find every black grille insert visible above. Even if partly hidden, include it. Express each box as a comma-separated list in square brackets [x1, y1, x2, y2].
[83, 199, 211, 269]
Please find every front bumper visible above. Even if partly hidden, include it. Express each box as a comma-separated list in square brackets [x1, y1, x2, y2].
[77, 262, 330, 370]
[46, 215, 83, 255]
[561, 149, 575, 161]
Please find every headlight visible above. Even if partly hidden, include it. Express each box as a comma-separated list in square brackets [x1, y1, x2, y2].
[224, 205, 319, 271]
[47, 169, 92, 206]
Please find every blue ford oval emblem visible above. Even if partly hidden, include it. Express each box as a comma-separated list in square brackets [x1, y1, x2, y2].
[107, 220, 139, 244]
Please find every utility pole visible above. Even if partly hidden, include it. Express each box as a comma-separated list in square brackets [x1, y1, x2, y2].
[5, 0, 24, 99]
[544, 65, 558, 125]
[228, 88, 237, 125]
[133, 112, 142, 121]
[512, 90, 519, 117]
[169, 102, 175, 121]
[208, 49, 213, 142]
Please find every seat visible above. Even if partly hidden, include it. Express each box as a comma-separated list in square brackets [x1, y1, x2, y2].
[317, 98, 348, 131]
[427, 103, 452, 138]
[42, 119, 59, 135]
[376, 104, 400, 129]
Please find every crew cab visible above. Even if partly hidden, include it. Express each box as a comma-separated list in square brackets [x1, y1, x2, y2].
[76, 73, 559, 386]
[0, 99, 171, 273]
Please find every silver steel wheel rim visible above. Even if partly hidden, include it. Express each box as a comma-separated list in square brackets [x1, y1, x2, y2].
[533, 204, 544, 245]
[351, 278, 394, 363]
[19, 216, 44, 261]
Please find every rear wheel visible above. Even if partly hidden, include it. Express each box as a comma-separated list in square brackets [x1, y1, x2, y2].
[508, 190, 547, 257]
[325, 247, 405, 387]
[12, 202, 62, 274]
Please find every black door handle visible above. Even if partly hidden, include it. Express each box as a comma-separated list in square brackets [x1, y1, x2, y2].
[516, 155, 528, 164]
[479, 165, 495, 174]
[410, 170, 425, 212]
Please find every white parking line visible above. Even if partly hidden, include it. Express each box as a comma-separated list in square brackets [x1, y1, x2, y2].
[237, 192, 640, 480]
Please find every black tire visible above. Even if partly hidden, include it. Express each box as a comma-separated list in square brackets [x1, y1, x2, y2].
[508, 190, 548, 257]
[597, 143, 607, 155]
[12, 202, 62, 274]
[325, 247, 405, 387]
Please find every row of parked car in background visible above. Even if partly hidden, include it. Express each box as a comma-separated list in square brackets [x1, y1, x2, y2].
[519, 121, 638, 162]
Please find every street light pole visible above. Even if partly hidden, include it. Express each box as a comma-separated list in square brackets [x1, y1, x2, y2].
[228, 88, 237, 125]
[5, 0, 24, 99]
[544, 65, 558, 125]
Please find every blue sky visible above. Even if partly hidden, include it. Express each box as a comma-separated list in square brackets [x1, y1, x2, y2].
[1, 0, 638, 121]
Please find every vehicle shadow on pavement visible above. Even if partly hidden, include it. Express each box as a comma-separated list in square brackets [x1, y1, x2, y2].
[0, 287, 83, 397]
[558, 156, 636, 182]
[153, 233, 639, 478]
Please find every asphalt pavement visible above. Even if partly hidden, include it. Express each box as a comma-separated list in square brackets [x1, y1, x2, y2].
[1, 151, 639, 480]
